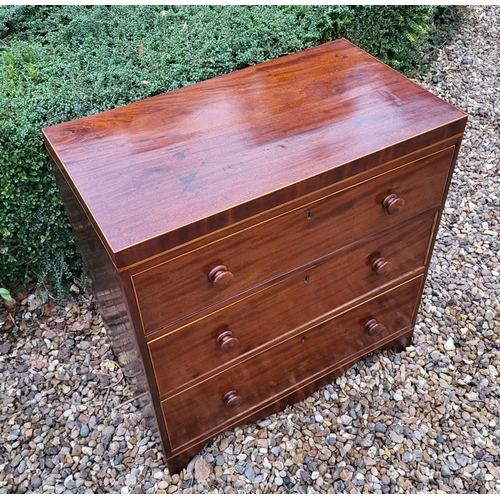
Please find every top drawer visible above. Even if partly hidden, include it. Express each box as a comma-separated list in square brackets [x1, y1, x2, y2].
[132, 146, 454, 334]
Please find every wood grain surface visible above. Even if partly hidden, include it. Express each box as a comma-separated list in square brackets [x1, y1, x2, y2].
[148, 210, 436, 398]
[44, 37, 467, 473]
[162, 275, 424, 451]
[42, 38, 467, 268]
[133, 146, 453, 334]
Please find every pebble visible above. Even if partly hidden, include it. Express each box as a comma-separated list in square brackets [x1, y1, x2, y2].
[244, 463, 256, 482]
[64, 477, 76, 490]
[125, 474, 137, 487]
[444, 338, 455, 351]
[339, 415, 353, 426]
[102, 425, 115, 441]
[485, 310, 495, 321]
[441, 465, 452, 478]
[30, 477, 42, 489]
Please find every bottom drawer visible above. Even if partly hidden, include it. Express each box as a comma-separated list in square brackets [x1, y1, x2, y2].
[162, 275, 424, 451]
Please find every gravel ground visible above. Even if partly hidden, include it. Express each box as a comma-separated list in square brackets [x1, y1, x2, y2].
[1, 5, 499, 494]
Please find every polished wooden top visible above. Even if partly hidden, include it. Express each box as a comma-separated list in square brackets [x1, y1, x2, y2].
[43, 38, 466, 268]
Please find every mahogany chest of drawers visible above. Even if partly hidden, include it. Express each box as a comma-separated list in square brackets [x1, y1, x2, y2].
[43, 39, 467, 473]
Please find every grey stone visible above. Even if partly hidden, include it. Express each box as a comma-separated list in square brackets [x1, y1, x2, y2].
[64, 476, 76, 490]
[125, 474, 137, 487]
[361, 437, 373, 448]
[389, 431, 404, 444]
[441, 465, 452, 478]
[455, 454, 468, 467]
[31, 477, 42, 489]
[300, 470, 311, 483]
[101, 425, 115, 441]
[186, 456, 198, 473]
[244, 463, 255, 482]
[431, 351, 441, 361]
[485, 310, 495, 321]
[138, 436, 150, 446]
[17, 459, 27, 475]
[339, 415, 353, 426]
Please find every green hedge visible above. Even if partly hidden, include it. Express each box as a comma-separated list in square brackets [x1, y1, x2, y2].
[0, 5, 458, 290]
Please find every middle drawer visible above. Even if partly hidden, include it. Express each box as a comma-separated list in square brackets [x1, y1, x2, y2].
[148, 210, 436, 398]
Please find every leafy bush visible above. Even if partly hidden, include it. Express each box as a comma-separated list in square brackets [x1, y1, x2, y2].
[0, 5, 460, 291]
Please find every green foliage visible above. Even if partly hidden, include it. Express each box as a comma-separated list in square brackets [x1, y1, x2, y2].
[0, 5, 460, 290]
[0, 287, 13, 301]
[428, 5, 465, 49]
[336, 6, 435, 75]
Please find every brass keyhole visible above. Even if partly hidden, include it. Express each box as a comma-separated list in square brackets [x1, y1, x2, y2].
[307, 211, 313, 220]
[304, 275, 309, 283]
[301, 336, 306, 343]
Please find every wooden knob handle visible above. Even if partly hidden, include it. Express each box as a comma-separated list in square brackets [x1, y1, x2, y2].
[372, 257, 393, 277]
[216, 331, 239, 353]
[208, 265, 234, 290]
[365, 318, 388, 337]
[222, 390, 242, 410]
[383, 194, 405, 215]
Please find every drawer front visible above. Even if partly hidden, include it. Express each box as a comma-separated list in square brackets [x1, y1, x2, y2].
[162, 275, 423, 451]
[133, 147, 454, 334]
[149, 211, 436, 397]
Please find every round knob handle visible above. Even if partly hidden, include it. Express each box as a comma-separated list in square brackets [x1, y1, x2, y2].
[222, 390, 242, 410]
[383, 194, 405, 215]
[365, 318, 388, 337]
[216, 331, 239, 353]
[372, 257, 393, 277]
[208, 265, 234, 290]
